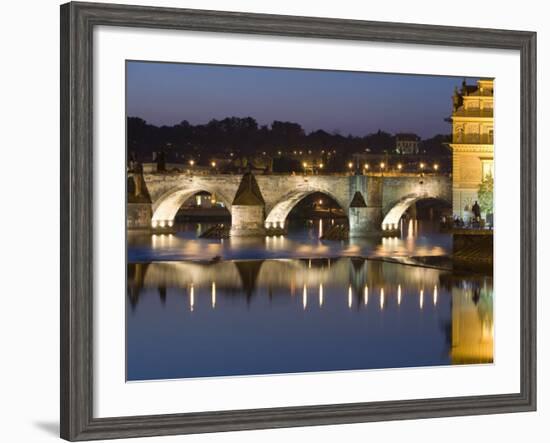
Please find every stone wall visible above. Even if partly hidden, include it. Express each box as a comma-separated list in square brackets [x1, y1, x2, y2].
[230, 205, 265, 237]
[127, 203, 152, 230]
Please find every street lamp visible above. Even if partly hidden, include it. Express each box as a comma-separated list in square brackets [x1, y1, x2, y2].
[319, 163, 324, 170]
[211, 161, 217, 168]
[419, 162, 425, 170]
[397, 163, 403, 171]
[364, 163, 369, 171]
[348, 162, 354, 169]
[433, 163, 439, 171]
[189, 159, 195, 166]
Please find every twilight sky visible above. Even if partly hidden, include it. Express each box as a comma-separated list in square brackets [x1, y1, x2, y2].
[127, 61, 476, 139]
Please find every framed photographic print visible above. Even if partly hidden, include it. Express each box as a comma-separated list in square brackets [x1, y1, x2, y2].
[60, 1, 537, 440]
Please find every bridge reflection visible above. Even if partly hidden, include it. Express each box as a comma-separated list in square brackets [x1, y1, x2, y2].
[128, 258, 492, 365]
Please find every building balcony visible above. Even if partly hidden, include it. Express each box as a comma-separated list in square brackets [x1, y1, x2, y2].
[452, 134, 494, 144]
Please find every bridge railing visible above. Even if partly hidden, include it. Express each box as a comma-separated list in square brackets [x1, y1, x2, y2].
[142, 170, 450, 178]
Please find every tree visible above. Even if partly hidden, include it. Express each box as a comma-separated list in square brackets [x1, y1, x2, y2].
[478, 172, 493, 216]
[272, 156, 302, 173]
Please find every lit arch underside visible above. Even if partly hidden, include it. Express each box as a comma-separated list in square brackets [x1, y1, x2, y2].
[265, 189, 347, 228]
[381, 195, 450, 230]
[151, 188, 232, 226]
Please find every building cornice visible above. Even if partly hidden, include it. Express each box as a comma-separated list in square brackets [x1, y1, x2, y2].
[451, 116, 494, 122]
[449, 144, 494, 153]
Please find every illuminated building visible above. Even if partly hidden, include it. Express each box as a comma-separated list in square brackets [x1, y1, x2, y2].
[449, 79, 494, 219]
[395, 133, 420, 155]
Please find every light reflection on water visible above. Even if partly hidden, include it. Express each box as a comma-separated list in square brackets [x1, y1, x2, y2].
[128, 219, 451, 262]
[127, 257, 493, 381]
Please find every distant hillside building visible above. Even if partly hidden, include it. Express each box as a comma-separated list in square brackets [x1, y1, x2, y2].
[395, 133, 420, 154]
[449, 79, 494, 219]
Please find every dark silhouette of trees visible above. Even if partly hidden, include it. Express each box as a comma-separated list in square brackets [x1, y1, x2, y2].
[419, 134, 452, 155]
[363, 130, 394, 153]
[127, 116, 450, 172]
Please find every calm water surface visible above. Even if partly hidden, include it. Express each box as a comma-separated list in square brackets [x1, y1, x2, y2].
[127, 220, 493, 381]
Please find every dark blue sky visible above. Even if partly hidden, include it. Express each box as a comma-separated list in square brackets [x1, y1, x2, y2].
[127, 61, 475, 138]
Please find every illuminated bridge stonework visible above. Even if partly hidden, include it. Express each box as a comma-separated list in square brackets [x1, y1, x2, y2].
[129, 172, 451, 236]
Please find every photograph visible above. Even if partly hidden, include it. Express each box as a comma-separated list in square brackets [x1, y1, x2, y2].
[125, 62, 494, 381]
[0, 0, 542, 441]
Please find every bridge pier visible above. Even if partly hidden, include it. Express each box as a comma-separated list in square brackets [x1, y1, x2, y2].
[229, 171, 266, 237]
[127, 171, 154, 230]
[348, 191, 369, 237]
[127, 202, 153, 230]
[230, 205, 265, 237]
[348, 177, 385, 237]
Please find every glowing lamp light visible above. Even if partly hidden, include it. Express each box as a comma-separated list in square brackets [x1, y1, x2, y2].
[380, 162, 385, 169]
[419, 162, 425, 169]
[397, 163, 402, 170]
[319, 163, 324, 169]
[364, 163, 369, 170]
[188, 159, 195, 166]
[211, 161, 217, 168]
[434, 164, 439, 171]
[348, 162, 353, 169]
[303, 162, 308, 168]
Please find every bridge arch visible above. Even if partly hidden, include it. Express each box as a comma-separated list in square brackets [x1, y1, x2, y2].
[265, 189, 348, 228]
[151, 187, 233, 228]
[381, 194, 451, 231]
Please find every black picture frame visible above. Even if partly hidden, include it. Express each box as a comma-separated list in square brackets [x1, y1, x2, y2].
[60, 2, 537, 440]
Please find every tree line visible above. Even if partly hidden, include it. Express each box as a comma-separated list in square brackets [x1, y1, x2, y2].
[128, 116, 451, 167]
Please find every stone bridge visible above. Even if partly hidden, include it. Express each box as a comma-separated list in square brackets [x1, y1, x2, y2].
[128, 172, 451, 236]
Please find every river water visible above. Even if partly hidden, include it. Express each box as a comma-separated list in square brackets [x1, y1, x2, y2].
[127, 219, 493, 381]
